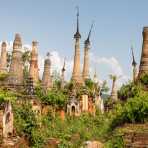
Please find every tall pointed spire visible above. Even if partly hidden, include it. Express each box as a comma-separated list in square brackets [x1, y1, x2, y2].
[61, 58, 66, 89]
[85, 22, 94, 45]
[82, 23, 94, 80]
[131, 45, 137, 67]
[93, 68, 98, 83]
[72, 7, 83, 84]
[131, 46, 138, 83]
[62, 57, 66, 72]
[74, 6, 81, 39]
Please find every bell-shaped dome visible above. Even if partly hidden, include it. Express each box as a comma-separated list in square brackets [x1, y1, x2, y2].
[1, 42, 6, 47]
[45, 52, 51, 65]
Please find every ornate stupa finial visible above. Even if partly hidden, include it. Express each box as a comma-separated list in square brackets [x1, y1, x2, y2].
[85, 22, 94, 45]
[74, 6, 81, 39]
[93, 68, 98, 83]
[46, 52, 51, 58]
[131, 45, 137, 67]
[45, 52, 51, 65]
[32, 41, 38, 47]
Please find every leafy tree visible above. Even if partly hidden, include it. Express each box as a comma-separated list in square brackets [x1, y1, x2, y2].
[109, 74, 117, 92]
[64, 80, 75, 93]
[101, 80, 109, 94]
[85, 79, 94, 90]
[118, 82, 140, 100]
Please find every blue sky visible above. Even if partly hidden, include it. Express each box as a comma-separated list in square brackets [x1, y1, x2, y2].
[0, 0, 148, 87]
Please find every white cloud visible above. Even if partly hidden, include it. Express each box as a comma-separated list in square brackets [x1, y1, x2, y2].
[38, 50, 73, 80]
[90, 53, 130, 88]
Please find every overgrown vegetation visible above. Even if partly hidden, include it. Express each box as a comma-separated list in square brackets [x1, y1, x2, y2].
[0, 80, 148, 147]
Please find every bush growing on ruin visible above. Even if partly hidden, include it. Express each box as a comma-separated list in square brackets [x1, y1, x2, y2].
[13, 103, 38, 137]
[44, 90, 67, 108]
[110, 91, 148, 129]
[140, 73, 148, 85]
[0, 89, 16, 103]
[0, 72, 9, 81]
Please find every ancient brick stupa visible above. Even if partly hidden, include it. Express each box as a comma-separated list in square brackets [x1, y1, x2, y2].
[42, 52, 52, 90]
[82, 23, 93, 81]
[139, 27, 148, 78]
[29, 41, 39, 85]
[0, 42, 7, 73]
[9, 34, 24, 85]
[72, 8, 83, 84]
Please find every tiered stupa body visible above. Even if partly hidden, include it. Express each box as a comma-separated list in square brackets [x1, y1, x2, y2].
[9, 34, 24, 85]
[29, 41, 39, 84]
[42, 53, 52, 90]
[0, 42, 7, 73]
[139, 27, 148, 77]
[82, 24, 93, 81]
[82, 37, 90, 80]
[72, 10, 83, 84]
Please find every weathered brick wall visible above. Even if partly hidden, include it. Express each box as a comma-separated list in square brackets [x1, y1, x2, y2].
[124, 132, 148, 147]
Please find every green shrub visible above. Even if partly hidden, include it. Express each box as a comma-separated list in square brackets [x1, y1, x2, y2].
[111, 91, 148, 129]
[105, 135, 124, 148]
[118, 82, 140, 100]
[13, 103, 38, 137]
[140, 73, 148, 85]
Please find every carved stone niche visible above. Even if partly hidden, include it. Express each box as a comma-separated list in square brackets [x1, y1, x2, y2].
[67, 95, 80, 116]
[0, 101, 13, 138]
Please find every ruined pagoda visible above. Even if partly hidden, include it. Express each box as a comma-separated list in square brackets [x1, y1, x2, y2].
[9, 34, 24, 85]
[29, 41, 39, 85]
[72, 7, 83, 84]
[42, 52, 52, 90]
[0, 42, 7, 73]
[82, 23, 93, 81]
[139, 27, 148, 78]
